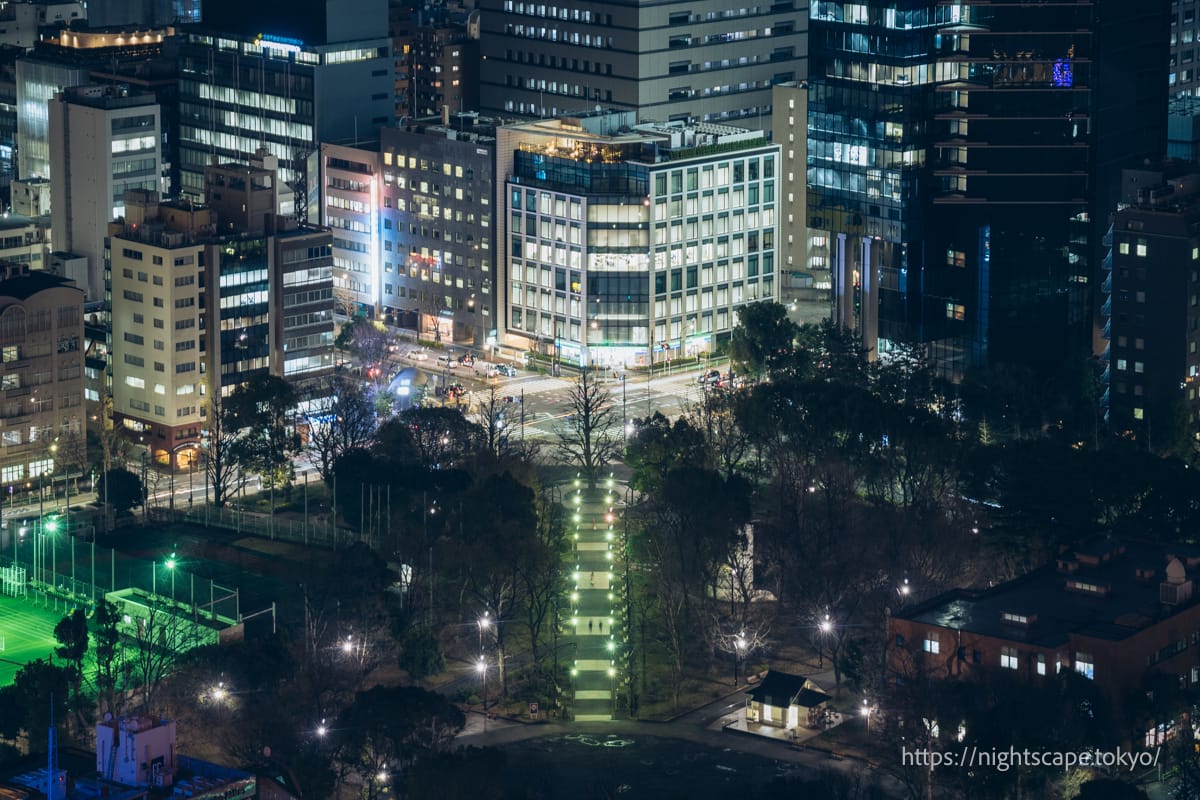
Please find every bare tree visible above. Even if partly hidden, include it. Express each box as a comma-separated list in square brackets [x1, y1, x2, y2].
[306, 375, 377, 483]
[125, 603, 207, 710]
[686, 388, 750, 480]
[204, 396, 243, 508]
[340, 319, 391, 382]
[712, 622, 770, 685]
[475, 383, 509, 456]
[554, 367, 620, 488]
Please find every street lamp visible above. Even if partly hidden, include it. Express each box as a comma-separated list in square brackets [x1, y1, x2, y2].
[315, 719, 328, 738]
[818, 614, 833, 669]
[862, 699, 872, 737]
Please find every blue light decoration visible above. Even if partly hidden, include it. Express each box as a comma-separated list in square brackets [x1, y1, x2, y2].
[1052, 58, 1073, 88]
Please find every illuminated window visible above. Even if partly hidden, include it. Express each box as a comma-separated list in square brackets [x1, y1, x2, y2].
[1137, 242, 1148, 257]
[946, 249, 966, 268]
[1036, 654, 1046, 676]
[1074, 652, 1094, 680]
[923, 633, 940, 654]
[1119, 242, 1130, 255]
[1134, 408, 1145, 420]
[945, 303, 965, 321]
[1000, 647, 1018, 670]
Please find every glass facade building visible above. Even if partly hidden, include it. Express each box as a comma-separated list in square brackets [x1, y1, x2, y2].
[177, 0, 393, 215]
[499, 111, 779, 367]
[809, 1, 1167, 377]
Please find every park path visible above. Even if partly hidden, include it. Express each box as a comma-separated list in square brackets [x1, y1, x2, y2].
[563, 479, 624, 721]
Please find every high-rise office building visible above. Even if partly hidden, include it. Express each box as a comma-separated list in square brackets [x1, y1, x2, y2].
[809, 1, 1168, 377]
[320, 140, 383, 320]
[16, 26, 173, 182]
[203, 161, 335, 405]
[177, 0, 394, 215]
[1102, 166, 1200, 448]
[382, 115, 496, 347]
[770, 81, 814, 309]
[49, 84, 162, 301]
[108, 178, 335, 465]
[107, 191, 209, 464]
[478, 0, 809, 124]
[498, 110, 779, 367]
[410, 15, 478, 120]
[1171, 0, 1200, 97]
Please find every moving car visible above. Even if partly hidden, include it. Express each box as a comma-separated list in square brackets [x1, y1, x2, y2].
[495, 364, 518, 377]
[697, 369, 721, 386]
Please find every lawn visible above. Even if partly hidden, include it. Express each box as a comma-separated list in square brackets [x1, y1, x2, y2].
[0, 593, 65, 686]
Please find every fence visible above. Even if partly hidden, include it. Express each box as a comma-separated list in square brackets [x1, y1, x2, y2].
[0, 527, 239, 623]
[173, 504, 378, 551]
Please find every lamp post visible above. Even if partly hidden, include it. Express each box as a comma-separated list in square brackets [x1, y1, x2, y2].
[862, 699, 872, 737]
[734, 630, 747, 686]
[165, 550, 177, 604]
[44, 514, 59, 590]
[620, 372, 628, 443]
[818, 614, 832, 669]
[140, 452, 149, 524]
[478, 610, 490, 654]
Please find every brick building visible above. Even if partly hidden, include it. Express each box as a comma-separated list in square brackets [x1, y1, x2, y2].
[889, 540, 1200, 700]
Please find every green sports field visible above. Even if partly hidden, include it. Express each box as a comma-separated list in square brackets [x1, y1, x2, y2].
[0, 594, 67, 686]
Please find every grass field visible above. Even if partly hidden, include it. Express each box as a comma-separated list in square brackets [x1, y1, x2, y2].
[0, 593, 64, 686]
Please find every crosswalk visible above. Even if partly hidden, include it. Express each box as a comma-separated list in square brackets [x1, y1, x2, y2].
[506, 376, 573, 395]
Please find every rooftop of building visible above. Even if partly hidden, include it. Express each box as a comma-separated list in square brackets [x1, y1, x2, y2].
[0, 268, 79, 300]
[1119, 162, 1200, 211]
[24, 26, 172, 60]
[506, 110, 770, 165]
[394, 111, 498, 143]
[895, 539, 1200, 647]
[56, 82, 156, 109]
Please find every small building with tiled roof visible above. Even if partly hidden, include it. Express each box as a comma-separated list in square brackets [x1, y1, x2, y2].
[745, 670, 831, 730]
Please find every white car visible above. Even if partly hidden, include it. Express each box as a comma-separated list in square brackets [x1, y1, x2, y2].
[409, 350, 429, 361]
